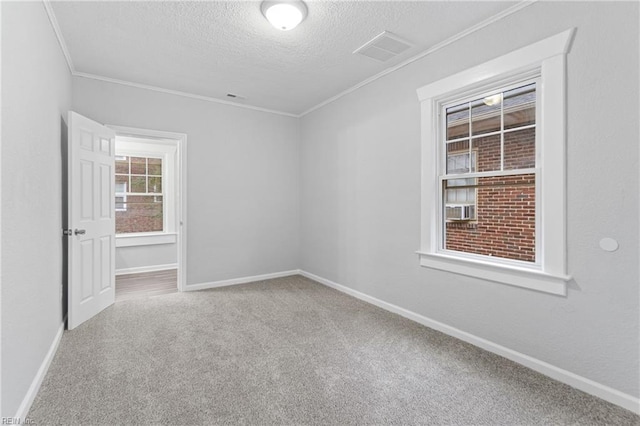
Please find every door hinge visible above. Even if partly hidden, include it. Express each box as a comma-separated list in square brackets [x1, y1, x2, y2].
[62, 229, 72, 236]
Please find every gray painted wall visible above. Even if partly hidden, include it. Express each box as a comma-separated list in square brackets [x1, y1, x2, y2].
[72, 77, 301, 285]
[116, 244, 177, 271]
[300, 2, 639, 398]
[1, 2, 72, 416]
[3, 0, 638, 417]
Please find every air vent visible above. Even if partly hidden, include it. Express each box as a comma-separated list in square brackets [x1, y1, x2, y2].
[353, 31, 413, 62]
[226, 93, 246, 100]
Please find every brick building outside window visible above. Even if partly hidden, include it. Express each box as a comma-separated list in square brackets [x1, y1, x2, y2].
[443, 83, 536, 263]
[115, 155, 164, 234]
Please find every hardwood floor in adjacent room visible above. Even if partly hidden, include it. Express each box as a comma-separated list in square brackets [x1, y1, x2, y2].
[115, 269, 177, 302]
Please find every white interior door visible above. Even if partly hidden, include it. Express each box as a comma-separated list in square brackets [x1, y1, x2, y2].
[68, 111, 116, 330]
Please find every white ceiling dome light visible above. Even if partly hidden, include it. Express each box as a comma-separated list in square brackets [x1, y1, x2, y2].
[261, 0, 308, 31]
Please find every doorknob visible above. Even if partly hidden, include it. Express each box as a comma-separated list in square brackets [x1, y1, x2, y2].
[74, 229, 86, 235]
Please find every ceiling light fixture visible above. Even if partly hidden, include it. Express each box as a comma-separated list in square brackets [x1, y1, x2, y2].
[261, 0, 307, 31]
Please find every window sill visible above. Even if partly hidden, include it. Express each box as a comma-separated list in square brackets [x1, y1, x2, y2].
[416, 251, 570, 296]
[116, 233, 177, 247]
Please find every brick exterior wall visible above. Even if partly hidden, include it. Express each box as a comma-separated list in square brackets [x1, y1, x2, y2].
[116, 195, 163, 234]
[115, 155, 163, 234]
[445, 127, 536, 262]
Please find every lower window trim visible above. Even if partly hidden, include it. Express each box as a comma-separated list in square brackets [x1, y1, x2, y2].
[416, 251, 570, 296]
[116, 232, 177, 247]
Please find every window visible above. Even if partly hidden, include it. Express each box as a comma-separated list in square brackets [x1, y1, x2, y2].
[443, 82, 536, 262]
[416, 29, 574, 295]
[115, 155, 164, 233]
[115, 180, 127, 212]
[445, 151, 476, 221]
[114, 136, 178, 247]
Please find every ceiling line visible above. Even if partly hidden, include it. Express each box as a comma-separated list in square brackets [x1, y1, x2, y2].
[73, 72, 300, 118]
[42, 0, 297, 118]
[298, 0, 538, 117]
[43, 0, 75, 74]
[42, 0, 537, 119]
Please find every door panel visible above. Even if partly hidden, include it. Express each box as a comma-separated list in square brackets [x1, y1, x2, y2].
[80, 161, 93, 220]
[99, 236, 111, 291]
[80, 240, 93, 301]
[100, 164, 111, 218]
[68, 111, 116, 329]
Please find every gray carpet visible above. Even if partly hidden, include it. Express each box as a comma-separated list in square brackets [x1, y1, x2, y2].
[28, 275, 639, 425]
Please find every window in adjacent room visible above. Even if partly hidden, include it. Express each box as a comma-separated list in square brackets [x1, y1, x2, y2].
[115, 180, 128, 212]
[114, 136, 178, 247]
[115, 155, 164, 233]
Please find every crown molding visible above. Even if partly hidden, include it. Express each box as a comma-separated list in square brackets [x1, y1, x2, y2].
[73, 72, 299, 118]
[42, 0, 538, 119]
[42, 0, 298, 118]
[298, 0, 539, 117]
[43, 0, 75, 74]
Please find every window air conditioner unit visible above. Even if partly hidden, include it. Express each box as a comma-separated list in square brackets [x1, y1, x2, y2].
[446, 204, 475, 221]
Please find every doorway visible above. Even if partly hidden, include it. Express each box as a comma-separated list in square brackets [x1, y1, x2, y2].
[108, 125, 187, 300]
[115, 269, 178, 301]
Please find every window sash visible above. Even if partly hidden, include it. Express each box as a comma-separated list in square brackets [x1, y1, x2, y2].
[440, 79, 539, 175]
[115, 155, 163, 195]
[437, 78, 541, 266]
[114, 153, 166, 235]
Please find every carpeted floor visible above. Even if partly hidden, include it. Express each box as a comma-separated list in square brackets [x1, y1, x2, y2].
[28, 275, 639, 425]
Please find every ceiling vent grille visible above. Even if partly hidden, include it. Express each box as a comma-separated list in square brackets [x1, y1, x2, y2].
[353, 31, 413, 62]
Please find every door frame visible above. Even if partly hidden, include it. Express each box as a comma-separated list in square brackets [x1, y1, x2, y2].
[107, 125, 187, 292]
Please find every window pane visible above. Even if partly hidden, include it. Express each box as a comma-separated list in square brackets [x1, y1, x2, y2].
[131, 176, 146, 193]
[504, 83, 536, 130]
[115, 186, 126, 195]
[115, 175, 128, 192]
[446, 185, 471, 202]
[446, 103, 469, 140]
[148, 158, 162, 175]
[115, 195, 163, 234]
[115, 156, 129, 174]
[130, 157, 147, 175]
[472, 134, 501, 172]
[115, 196, 127, 212]
[446, 141, 470, 174]
[444, 173, 535, 262]
[504, 128, 536, 170]
[148, 176, 162, 194]
[471, 95, 501, 136]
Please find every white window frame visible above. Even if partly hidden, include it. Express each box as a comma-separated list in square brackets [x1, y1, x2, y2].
[114, 136, 178, 247]
[114, 177, 128, 212]
[416, 29, 575, 296]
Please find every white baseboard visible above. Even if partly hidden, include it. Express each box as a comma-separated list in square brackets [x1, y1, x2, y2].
[11, 271, 638, 418]
[185, 270, 299, 292]
[14, 319, 65, 421]
[298, 270, 640, 415]
[115, 263, 178, 276]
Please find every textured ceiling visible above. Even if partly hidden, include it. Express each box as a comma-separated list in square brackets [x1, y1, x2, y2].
[50, 1, 520, 115]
